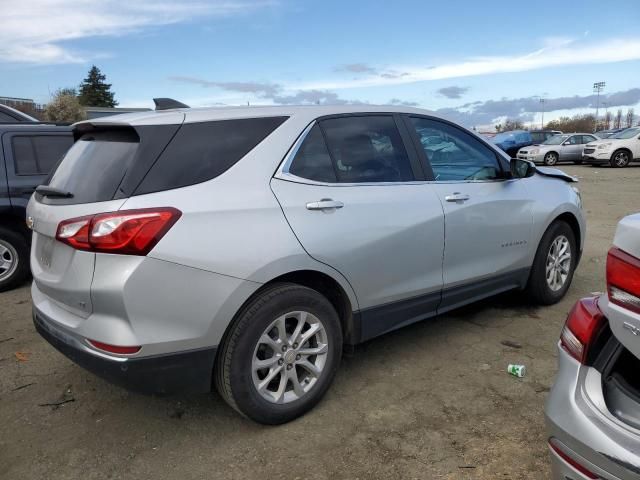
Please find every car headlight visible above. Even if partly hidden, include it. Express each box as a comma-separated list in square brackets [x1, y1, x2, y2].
[529, 148, 539, 155]
[597, 143, 612, 150]
[571, 186, 582, 208]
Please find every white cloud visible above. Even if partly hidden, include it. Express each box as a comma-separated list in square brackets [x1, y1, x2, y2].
[0, 0, 275, 64]
[299, 37, 640, 91]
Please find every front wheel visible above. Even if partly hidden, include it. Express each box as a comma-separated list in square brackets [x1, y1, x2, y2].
[543, 152, 558, 166]
[525, 221, 577, 305]
[610, 150, 630, 168]
[215, 283, 342, 424]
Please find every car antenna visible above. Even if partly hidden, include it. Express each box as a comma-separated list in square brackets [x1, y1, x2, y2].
[153, 98, 190, 111]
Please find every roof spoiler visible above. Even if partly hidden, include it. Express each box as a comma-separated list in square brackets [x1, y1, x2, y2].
[153, 98, 189, 111]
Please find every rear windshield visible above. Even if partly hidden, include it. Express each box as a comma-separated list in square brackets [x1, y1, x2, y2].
[41, 116, 288, 204]
[45, 129, 140, 204]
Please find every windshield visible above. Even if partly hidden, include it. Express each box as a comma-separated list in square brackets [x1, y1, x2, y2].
[543, 135, 569, 145]
[610, 128, 640, 139]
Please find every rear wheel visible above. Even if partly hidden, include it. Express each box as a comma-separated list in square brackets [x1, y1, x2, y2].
[525, 221, 576, 305]
[0, 227, 30, 292]
[543, 152, 558, 166]
[215, 283, 342, 424]
[610, 149, 631, 168]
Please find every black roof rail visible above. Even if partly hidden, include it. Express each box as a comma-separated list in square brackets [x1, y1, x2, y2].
[153, 98, 190, 111]
[0, 121, 71, 126]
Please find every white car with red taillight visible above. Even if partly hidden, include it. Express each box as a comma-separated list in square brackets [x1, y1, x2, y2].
[545, 213, 640, 480]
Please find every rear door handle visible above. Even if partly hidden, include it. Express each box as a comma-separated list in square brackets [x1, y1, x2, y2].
[444, 193, 470, 203]
[306, 199, 344, 210]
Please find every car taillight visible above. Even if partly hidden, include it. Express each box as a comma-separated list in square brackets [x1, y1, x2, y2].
[88, 339, 141, 355]
[56, 207, 181, 256]
[560, 296, 606, 364]
[607, 247, 640, 314]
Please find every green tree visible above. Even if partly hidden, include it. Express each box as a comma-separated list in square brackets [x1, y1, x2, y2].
[44, 89, 86, 123]
[78, 65, 117, 107]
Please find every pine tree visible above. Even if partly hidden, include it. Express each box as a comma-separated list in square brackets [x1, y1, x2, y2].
[78, 65, 118, 107]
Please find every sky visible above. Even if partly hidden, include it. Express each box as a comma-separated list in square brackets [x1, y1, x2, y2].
[1, 0, 640, 129]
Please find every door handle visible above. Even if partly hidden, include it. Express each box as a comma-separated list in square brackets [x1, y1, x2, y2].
[444, 193, 470, 203]
[306, 199, 344, 210]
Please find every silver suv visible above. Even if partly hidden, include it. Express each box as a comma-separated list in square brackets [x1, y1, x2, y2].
[28, 105, 585, 424]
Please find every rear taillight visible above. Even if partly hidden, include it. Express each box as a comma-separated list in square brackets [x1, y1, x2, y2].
[607, 247, 640, 314]
[560, 296, 606, 364]
[56, 207, 181, 256]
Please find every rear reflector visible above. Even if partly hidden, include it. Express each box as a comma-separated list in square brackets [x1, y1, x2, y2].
[607, 247, 640, 315]
[549, 440, 599, 479]
[56, 207, 181, 256]
[88, 339, 141, 355]
[560, 296, 606, 364]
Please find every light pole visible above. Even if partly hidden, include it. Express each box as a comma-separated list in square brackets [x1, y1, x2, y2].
[539, 98, 545, 129]
[593, 81, 606, 131]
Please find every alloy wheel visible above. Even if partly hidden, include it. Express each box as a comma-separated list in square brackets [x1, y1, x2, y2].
[252, 311, 329, 404]
[613, 151, 629, 167]
[545, 153, 558, 166]
[546, 235, 572, 292]
[0, 240, 18, 282]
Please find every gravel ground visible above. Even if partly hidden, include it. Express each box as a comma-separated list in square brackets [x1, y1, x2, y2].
[1, 165, 638, 480]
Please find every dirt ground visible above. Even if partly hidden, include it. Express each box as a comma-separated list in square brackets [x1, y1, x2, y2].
[1, 165, 638, 480]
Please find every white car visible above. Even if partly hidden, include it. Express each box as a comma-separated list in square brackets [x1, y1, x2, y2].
[582, 127, 640, 167]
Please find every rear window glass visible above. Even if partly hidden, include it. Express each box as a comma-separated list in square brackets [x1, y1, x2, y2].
[12, 135, 72, 175]
[45, 129, 139, 203]
[135, 116, 288, 195]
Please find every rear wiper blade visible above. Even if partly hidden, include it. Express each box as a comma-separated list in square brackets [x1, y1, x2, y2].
[35, 186, 74, 198]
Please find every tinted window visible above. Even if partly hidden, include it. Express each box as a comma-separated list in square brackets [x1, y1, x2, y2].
[136, 116, 288, 194]
[410, 117, 501, 181]
[289, 124, 337, 182]
[46, 129, 140, 203]
[12, 135, 72, 175]
[530, 132, 545, 143]
[0, 111, 18, 122]
[320, 116, 413, 183]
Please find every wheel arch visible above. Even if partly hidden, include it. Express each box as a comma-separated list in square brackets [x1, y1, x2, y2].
[611, 147, 633, 160]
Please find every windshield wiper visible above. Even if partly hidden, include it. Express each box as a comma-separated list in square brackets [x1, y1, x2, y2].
[35, 186, 74, 198]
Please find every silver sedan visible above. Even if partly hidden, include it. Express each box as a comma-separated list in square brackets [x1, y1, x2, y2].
[518, 133, 599, 166]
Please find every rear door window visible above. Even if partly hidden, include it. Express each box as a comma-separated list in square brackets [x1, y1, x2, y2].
[288, 124, 337, 183]
[319, 116, 414, 183]
[11, 135, 72, 175]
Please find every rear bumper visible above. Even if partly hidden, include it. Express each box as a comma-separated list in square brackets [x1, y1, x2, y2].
[34, 308, 216, 395]
[545, 345, 640, 480]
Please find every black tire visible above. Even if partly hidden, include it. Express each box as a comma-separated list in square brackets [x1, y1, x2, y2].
[543, 152, 559, 166]
[610, 149, 631, 168]
[215, 283, 342, 424]
[525, 221, 577, 305]
[0, 227, 30, 292]
[574, 159, 583, 165]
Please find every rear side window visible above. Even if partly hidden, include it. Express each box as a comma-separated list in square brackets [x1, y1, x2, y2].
[11, 135, 72, 175]
[320, 116, 414, 183]
[46, 129, 140, 203]
[135, 116, 288, 194]
[289, 124, 337, 183]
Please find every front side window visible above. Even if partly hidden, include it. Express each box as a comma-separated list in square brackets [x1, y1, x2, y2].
[12, 135, 72, 175]
[567, 136, 579, 145]
[320, 116, 414, 183]
[410, 117, 502, 181]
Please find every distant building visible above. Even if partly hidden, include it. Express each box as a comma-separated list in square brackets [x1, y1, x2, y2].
[83, 106, 152, 119]
[0, 96, 45, 118]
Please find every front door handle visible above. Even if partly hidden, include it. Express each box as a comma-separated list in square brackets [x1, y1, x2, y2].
[306, 199, 344, 211]
[444, 193, 470, 203]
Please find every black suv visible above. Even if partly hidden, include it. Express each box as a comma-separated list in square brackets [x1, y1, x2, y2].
[0, 123, 73, 290]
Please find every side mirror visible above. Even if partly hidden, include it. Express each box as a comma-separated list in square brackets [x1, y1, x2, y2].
[510, 158, 536, 178]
